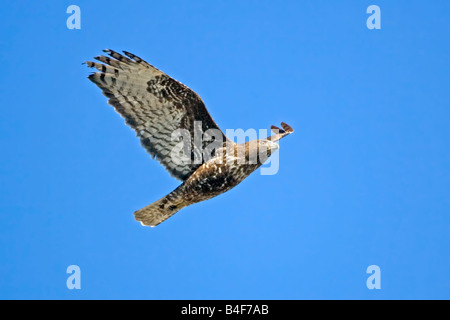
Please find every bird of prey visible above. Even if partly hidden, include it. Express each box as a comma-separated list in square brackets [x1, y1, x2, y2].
[86, 49, 293, 227]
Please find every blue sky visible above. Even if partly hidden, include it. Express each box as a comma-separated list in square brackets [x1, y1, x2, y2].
[0, 0, 449, 299]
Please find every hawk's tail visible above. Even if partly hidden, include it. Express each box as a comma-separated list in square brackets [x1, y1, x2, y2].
[134, 189, 189, 227]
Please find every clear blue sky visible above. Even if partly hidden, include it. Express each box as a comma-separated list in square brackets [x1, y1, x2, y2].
[0, 0, 449, 299]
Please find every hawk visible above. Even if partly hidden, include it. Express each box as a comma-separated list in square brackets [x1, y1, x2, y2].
[86, 49, 293, 227]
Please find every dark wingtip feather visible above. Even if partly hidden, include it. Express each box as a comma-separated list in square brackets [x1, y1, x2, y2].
[280, 122, 294, 133]
[271, 125, 285, 134]
[122, 50, 134, 57]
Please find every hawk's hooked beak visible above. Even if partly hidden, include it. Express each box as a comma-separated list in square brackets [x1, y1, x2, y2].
[268, 140, 280, 150]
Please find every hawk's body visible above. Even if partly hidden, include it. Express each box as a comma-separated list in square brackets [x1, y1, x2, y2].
[87, 50, 293, 226]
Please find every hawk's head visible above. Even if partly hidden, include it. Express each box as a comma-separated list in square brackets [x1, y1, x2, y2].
[242, 138, 279, 166]
[254, 122, 294, 165]
[259, 139, 279, 163]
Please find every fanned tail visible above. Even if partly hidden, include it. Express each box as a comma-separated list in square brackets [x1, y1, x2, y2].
[134, 188, 189, 227]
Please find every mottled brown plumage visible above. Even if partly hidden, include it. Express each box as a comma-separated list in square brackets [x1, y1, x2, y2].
[86, 50, 293, 226]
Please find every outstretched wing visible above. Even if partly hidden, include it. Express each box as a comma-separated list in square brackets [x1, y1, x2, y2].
[86, 49, 228, 181]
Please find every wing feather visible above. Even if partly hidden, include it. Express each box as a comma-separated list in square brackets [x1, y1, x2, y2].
[87, 49, 228, 181]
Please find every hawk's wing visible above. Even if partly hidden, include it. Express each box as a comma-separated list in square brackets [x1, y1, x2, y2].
[86, 49, 228, 181]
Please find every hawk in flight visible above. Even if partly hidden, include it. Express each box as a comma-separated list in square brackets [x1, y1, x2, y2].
[86, 50, 293, 227]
